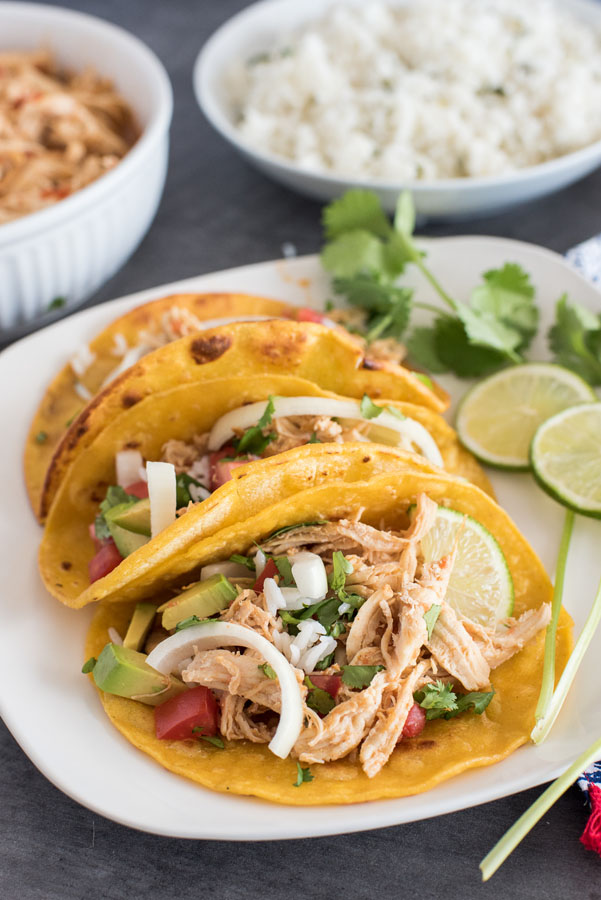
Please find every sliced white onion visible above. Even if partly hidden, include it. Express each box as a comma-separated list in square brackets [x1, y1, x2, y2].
[288, 644, 301, 667]
[111, 332, 128, 357]
[300, 635, 337, 673]
[273, 630, 291, 654]
[147, 461, 176, 538]
[254, 548, 267, 578]
[146, 621, 303, 759]
[188, 483, 210, 503]
[101, 344, 149, 388]
[74, 381, 92, 402]
[291, 551, 328, 600]
[207, 396, 443, 466]
[70, 344, 96, 377]
[291, 619, 326, 653]
[116, 450, 144, 489]
[200, 561, 250, 581]
[279, 587, 308, 611]
[107, 627, 123, 646]
[338, 602, 351, 615]
[263, 577, 284, 617]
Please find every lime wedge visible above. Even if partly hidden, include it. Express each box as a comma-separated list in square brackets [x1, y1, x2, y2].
[420, 506, 514, 628]
[530, 402, 601, 517]
[456, 364, 596, 470]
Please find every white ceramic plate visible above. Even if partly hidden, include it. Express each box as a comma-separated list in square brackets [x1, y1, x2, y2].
[2, 237, 601, 840]
[194, 0, 601, 220]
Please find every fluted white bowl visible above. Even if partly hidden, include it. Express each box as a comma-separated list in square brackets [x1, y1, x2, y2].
[0, 3, 172, 334]
[194, 0, 601, 222]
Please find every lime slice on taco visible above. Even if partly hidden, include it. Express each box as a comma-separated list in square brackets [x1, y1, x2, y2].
[530, 402, 601, 517]
[419, 506, 514, 628]
[456, 363, 595, 470]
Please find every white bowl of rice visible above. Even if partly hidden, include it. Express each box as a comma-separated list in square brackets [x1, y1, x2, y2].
[194, 0, 601, 220]
[0, 3, 172, 335]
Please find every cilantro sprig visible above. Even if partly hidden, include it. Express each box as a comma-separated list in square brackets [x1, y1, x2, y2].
[94, 485, 140, 540]
[548, 294, 601, 384]
[413, 681, 494, 720]
[232, 396, 276, 456]
[293, 762, 314, 786]
[320, 190, 539, 378]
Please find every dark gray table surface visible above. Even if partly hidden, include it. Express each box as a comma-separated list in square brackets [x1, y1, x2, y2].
[3, 1, 601, 897]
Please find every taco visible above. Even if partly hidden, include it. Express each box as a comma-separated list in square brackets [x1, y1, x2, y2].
[26, 296, 444, 521]
[39, 367, 489, 607]
[82, 445, 572, 805]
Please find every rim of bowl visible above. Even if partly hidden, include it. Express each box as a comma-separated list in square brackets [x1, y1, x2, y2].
[193, 0, 601, 196]
[0, 2, 173, 246]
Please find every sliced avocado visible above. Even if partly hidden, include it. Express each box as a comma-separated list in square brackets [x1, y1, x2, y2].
[93, 643, 185, 705]
[159, 574, 237, 631]
[105, 499, 151, 536]
[108, 521, 149, 557]
[123, 602, 157, 651]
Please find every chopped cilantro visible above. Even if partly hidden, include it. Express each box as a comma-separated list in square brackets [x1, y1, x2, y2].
[47, 296, 66, 311]
[202, 735, 225, 748]
[176, 473, 207, 507]
[308, 431, 321, 443]
[274, 556, 294, 586]
[259, 663, 277, 680]
[233, 396, 276, 455]
[360, 394, 384, 419]
[264, 521, 327, 542]
[413, 681, 494, 720]
[341, 665, 384, 689]
[93, 484, 139, 541]
[229, 553, 256, 571]
[314, 651, 335, 671]
[93, 513, 111, 541]
[423, 604, 441, 640]
[293, 762, 314, 787]
[35, 431, 48, 444]
[304, 677, 336, 715]
[329, 550, 354, 593]
[81, 657, 96, 674]
[175, 615, 204, 632]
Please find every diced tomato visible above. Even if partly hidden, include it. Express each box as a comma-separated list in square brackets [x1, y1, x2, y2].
[296, 307, 325, 324]
[88, 539, 123, 582]
[308, 673, 341, 698]
[209, 446, 250, 490]
[253, 557, 278, 592]
[155, 685, 219, 741]
[125, 480, 149, 499]
[399, 703, 426, 740]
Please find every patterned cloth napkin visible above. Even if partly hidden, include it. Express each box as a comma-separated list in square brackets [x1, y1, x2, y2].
[565, 236, 601, 854]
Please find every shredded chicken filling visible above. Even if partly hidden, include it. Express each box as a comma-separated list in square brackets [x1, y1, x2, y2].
[180, 494, 550, 778]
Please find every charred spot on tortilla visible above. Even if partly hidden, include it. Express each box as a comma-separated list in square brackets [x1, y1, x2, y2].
[122, 393, 141, 409]
[189, 335, 232, 364]
[362, 456, 371, 463]
[124, 440, 140, 449]
[61, 561, 72, 570]
[417, 740, 437, 749]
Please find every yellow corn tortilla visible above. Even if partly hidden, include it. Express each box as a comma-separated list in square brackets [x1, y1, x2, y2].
[84, 461, 572, 806]
[25, 292, 294, 521]
[42, 440, 455, 607]
[36, 320, 448, 521]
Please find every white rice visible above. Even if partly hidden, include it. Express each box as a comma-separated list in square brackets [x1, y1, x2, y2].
[226, 0, 601, 180]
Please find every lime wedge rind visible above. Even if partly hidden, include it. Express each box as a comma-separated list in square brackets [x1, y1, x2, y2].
[456, 363, 596, 471]
[530, 402, 601, 519]
[420, 506, 514, 629]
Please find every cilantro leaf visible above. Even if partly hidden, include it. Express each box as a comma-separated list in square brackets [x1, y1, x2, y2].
[293, 762, 314, 786]
[175, 615, 204, 632]
[456, 303, 522, 360]
[308, 431, 321, 443]
[274, 556, 294, 586]
[81, 657, 96, 674]
[471, 264, 538, 350]
[433, 317, 509, 378]
[329, 550, 354, 593]
[94, 513, 111, 541]
[447, 690, 495, 718]
[341, 665, 384, 689]
[176, 473, 207, 507]
[258, 663, 277, 680]
[200, 735, 225, 749]
[321, 231, 384, 278]
[35, 431, 48, 444]
[233, 397, 276, 455]
[333, 273, 413, 341]
[304, 677, 336, 715]
[322, 189, 392, 241]
[406, 326, 449, 374]
[99, 485, 138, 517]
[314, 651, 335, 670]
[413, 681, 458, 719]
[360, 394, 384, 419]
[393, 190, 416, 236]
[423, 604, 441, 640]
[548, 294, 601, 385]
[229, 553, 256, 571]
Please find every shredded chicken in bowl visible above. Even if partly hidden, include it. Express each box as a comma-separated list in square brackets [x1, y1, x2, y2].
[0, 49, 137, 224]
